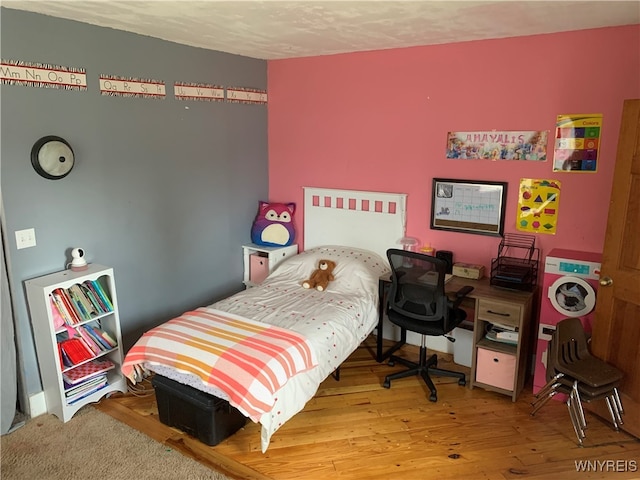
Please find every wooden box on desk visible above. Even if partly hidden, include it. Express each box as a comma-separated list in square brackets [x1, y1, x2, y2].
[453, 262, 485, 280]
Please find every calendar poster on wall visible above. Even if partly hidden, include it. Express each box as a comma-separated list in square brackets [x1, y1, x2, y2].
[431, 178, 507, 237]
[553, 114, 602, 172]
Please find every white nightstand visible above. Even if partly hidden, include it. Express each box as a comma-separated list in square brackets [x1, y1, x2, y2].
[242, 243, 298, 288]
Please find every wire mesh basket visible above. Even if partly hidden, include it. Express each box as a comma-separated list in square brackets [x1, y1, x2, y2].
[490, 233, 539, 291]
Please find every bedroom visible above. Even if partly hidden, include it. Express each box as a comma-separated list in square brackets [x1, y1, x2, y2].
[1, 2, 639, 478]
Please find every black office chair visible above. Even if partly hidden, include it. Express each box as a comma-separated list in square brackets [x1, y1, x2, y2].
[382, 249, 474, 402]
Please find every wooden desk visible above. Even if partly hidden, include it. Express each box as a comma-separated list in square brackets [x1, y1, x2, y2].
[377, 274, 536, 401]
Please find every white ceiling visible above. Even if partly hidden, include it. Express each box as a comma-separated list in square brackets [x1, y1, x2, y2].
[3, 1, 639, 60]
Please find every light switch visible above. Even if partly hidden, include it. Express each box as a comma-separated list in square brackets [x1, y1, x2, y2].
[15, 228, 36, 249]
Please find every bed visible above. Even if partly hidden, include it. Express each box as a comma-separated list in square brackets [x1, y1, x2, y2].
[122, 187, 407, 452]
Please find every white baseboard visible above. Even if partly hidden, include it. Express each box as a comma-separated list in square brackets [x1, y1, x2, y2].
[28, 392, 47, 418]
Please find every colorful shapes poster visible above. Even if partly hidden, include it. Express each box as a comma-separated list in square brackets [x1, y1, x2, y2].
[553, 114, 602, 172]
[517, 179, 560, 235]
[446, 131, 548, 160]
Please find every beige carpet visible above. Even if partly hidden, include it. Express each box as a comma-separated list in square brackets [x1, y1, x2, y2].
[1, 405, 230, 480]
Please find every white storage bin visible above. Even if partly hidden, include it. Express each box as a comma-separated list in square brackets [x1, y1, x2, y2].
[452, 320, 474, 367]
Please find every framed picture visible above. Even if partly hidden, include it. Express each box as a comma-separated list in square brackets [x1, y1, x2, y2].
[431, 178, 508, 237]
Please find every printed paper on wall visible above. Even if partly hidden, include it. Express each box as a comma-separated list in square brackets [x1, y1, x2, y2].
[553, 114, 602, 172]
[99, 75, 166, 98]
[1, 59, 87, 90]
[446, 131, 548, 160]
[517, 178, 561, 235]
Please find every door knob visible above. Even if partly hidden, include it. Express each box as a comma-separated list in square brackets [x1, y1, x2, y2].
[599, 276, 613, 287]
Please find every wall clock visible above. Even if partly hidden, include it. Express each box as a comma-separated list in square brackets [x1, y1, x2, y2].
[31, 136, 75, 180]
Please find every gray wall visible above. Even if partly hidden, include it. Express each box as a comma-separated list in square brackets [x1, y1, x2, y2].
[1, 8, 268, 400]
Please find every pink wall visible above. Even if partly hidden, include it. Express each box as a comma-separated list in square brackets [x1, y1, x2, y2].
[267, 26, 640, 271]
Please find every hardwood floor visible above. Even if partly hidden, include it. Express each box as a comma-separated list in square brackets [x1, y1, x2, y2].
[97, 337, 640, 479]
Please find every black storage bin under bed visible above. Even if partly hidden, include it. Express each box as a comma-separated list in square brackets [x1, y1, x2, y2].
[152, 374, 246, 446]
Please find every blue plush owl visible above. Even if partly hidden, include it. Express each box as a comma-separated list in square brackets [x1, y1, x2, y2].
[251, 201, 296, 247]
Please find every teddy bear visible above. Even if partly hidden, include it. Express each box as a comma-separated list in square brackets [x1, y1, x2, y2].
[302, 259, 336, 291]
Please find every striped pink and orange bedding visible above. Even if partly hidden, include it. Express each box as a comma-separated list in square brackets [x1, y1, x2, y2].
[122, 307, 317, 420]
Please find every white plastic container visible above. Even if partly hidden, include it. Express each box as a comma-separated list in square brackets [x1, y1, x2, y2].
[452, 320, 474, 367]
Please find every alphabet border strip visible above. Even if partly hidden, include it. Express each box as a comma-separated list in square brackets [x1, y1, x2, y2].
[99, 74, 166, 99]
[174, 82, 224, 102]
[1, 59, 267, 105]
[226, 87, 267, 105]
[0, 59, 87, 91]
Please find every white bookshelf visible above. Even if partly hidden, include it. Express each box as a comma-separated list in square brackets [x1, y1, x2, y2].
[25, 264, 127, 422]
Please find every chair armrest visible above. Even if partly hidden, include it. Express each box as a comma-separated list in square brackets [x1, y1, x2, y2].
[451, 285, 474, 309]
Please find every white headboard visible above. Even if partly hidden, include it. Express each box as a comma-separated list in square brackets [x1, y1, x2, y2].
[303, 187, 407, 262]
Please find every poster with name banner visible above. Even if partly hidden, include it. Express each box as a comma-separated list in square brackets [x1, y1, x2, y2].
[517, 178, 561, 235]
[446, 131, 548, 160]
[553, 114, 602, 172]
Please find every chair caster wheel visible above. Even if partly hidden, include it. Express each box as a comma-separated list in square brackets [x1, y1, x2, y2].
[458, 379, 466, 386]
[429, 393, 437, 402]
[383, 379, 391, 389]
[387, 360, 395, 367]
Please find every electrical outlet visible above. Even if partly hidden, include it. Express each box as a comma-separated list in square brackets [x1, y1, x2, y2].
[15, 228, 36, 249]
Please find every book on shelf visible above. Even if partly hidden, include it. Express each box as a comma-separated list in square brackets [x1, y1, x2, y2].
[51, 289, 79, 325]
[59, 343, 73, 368]
[82, 325, 112, 351]
[491, 322, 518, 332]
[485, 324, 519, 345]
[49, 296, 67, 329]
[57, 287, 84, 324]
[59, 337, 94, 365]
[79, 283, 106, 314]
[496, 330, 519, 342]
[67, 382, 108, 405]
[99, 330, 117, 348]
[90, 279, 114, 311]
[65, 376, 108, 404]
[75, 328, 102, 355]
[64, 373, 107, 394]
[69, 284, 96, 319]
[57, 342, 64, 369]
[63, 359, 115, 385]
[84, 280, 111, 312]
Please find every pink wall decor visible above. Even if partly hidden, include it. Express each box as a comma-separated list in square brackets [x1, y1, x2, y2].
[447, 131, 548, 160]
[553, 114, 603, 172]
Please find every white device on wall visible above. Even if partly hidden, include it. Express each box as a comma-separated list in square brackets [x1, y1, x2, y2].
[69, 247, 88, 271]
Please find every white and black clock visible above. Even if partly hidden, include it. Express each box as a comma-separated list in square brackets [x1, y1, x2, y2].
[31, 136, 75, 180]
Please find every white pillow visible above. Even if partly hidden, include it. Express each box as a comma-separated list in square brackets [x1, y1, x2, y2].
[267, 245, 389, 297]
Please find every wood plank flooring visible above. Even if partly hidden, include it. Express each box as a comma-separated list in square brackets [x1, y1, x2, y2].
[96, 337, 640, 479]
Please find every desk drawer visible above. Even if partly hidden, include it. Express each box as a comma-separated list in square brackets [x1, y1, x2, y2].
[475, 348, 516, 391]
[477, 299, 521, 328]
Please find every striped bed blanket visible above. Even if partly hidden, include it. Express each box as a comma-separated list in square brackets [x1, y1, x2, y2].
[121, 307, 317, 421]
